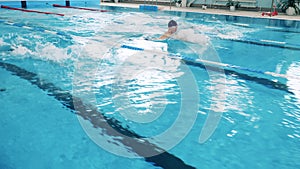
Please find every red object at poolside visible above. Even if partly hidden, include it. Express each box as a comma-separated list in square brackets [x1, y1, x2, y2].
[53, 4, 109, 12]
[262, 11, 278, 17]
[262, 4, 278, 17]
[1, 5, 64, 16]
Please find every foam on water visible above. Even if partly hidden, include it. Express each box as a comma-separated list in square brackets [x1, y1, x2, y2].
[0, 8, 257, 67]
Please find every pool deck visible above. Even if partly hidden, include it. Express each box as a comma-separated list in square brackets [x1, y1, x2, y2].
[101, 2, 300, 21]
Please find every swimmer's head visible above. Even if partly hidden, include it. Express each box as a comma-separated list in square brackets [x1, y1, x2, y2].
[167, 20, 178, 34]
[168, 20, 178, 28]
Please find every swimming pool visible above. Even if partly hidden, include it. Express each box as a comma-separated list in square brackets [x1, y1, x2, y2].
[0, 1, 300, 169]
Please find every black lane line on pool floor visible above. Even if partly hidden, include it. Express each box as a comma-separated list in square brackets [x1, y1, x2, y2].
[183, 59, 293, 95]
[0, 61, 196, 169]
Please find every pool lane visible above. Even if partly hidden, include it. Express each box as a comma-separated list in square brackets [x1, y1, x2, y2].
[0, 18, 293, 94]
[0, 61, 196, 169]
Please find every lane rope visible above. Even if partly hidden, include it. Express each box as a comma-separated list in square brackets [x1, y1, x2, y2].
[120, 44, 299, 81]
[52, 4, 109, 12]
[1, 5, 64, 16]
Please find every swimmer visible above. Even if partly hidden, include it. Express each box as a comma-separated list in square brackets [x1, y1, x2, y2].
[158, 20, 209, 45]
[158, 20, 178, 40]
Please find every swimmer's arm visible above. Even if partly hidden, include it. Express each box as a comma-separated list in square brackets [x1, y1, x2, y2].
[152, 32, 171, 40]
[158, 34, 168, 40]
[144, 35, 167, 41]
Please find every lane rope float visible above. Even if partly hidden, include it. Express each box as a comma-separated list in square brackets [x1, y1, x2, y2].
[120, 44, 299, 81]
[1, 5, 64, 16]
[52, 4, 109, 12]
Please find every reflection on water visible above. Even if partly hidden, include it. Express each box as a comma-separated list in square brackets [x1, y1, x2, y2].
[284, 62, 300, 139]
[286, 62, 300, 104]
[90, 38, 185, 121]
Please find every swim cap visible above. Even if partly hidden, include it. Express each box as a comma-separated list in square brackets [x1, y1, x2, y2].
[168, 20, 177, 27]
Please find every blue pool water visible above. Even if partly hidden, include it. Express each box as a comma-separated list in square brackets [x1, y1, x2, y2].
[0, 2, 300, 169]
